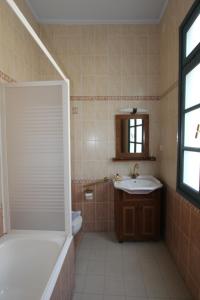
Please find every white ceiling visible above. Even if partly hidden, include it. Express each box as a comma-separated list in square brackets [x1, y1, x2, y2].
[26, 0, 168, 24]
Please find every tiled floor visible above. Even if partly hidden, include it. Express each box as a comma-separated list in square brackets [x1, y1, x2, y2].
[73, 233, 193, 300]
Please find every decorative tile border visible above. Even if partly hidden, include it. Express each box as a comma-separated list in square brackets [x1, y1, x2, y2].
[0, 70, 15, 83]
[1, 68, 176, 102]
[71, 95, 160, 101]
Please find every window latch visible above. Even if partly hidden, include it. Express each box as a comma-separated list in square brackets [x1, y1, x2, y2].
[195, 124, 200, 139]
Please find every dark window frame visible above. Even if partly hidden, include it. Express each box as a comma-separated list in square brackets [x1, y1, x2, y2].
[177, 0, 200, 207]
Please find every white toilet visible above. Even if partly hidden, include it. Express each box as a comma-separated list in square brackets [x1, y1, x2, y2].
[72, 211, 83, 236]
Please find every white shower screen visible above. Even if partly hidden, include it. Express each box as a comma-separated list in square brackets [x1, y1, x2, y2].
[5, 83, 66, 230]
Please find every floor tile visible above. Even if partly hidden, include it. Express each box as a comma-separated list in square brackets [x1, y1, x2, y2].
[87, 259, 105, 275]
[74, 233, 192, 300]
[104, 295, 126, 300]
[104, 277, 125, 296]
[124, 276, 147, 297]
[84, 275, 105, 294]
[72, 293, 82, 300]
[105, 260, 123, 278]
[144, 274, 170, 298]
[74, 275, 86, 293]
[81, 293, 103, 300]
[75, 259, 88, 275]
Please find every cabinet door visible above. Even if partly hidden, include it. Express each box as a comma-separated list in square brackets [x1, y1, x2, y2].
[139, 200, 160, 240]
[122, 205, 138, 239]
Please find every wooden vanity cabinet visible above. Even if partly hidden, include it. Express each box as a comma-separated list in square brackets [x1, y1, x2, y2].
[114, 188, 161, 242]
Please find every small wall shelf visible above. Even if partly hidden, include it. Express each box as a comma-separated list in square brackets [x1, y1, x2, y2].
[112, 157, 156, 161]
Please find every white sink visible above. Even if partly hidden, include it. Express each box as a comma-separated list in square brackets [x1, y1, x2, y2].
[113, 175, 163, 194]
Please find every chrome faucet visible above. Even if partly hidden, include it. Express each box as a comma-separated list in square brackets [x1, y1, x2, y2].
[131, 163, 139, 179]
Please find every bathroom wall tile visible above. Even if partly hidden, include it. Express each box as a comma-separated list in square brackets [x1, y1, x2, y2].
[73, 202, 84, 215]
[185, 271, 199, 300]
[80, 27, 95, 55]
[95, 102, 109, 120]
[107, 75, 122, 96]
[72, 182, 83, 203]
[82, 141, 96, 161]
[108, 55, 122, 75]
[72, 161, 83, 180]
[108, 37, 122, 56]
[72, 180, 114, 232]
[83, 203, 95, 223]
[190, 208, 200, 252]
[95, 56, 108, 75]
[180, 199, 191, 238]
[177, 232, 189, 277]
[95, 142, 108, 161]
[81, 55, 96, 76]
[96, 203, 109, 221]
[95, 221, 109, 232]
[0, 209, 3, 236]
[188, 244, 200, 286]
[82, 121, 96, 141]
[82, 101, 96, 120]
[71, 139, 83, 161]
[121, 36, 136, 55]
[95, 121, 109, 141]
[135, 34, 148, 55]
[135, 54, 147, 76]
[173, 192, 181, 228]
[83, 222, 96, 232]
[82, 76, 96, 96]
[96, 76, 109, 96]
[121, 55, 136, 75]
[96, 182, 110, 202]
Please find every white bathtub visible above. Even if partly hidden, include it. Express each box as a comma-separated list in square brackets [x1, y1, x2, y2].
[0, 230, 71, 300]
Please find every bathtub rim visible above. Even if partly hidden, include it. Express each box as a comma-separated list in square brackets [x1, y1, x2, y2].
[41, 233, 73, 300]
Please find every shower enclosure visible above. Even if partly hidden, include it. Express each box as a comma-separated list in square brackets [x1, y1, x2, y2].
[0, 81, 71, 236]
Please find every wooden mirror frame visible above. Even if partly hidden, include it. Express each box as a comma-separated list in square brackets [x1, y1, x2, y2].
[113, 114, 152, 161]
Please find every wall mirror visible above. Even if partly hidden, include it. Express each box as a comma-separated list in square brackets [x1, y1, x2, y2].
[113, 114, 152, 161]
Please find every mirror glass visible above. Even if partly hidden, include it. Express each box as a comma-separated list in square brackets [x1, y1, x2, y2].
[121, 118, 144, 154]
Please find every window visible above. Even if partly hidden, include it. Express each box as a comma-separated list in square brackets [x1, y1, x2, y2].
[177, 0, 200, 206]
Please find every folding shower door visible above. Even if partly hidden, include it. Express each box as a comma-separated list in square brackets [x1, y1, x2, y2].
[3, 81, 71, 233]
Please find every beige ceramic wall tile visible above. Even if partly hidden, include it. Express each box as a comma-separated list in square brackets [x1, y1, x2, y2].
[71, 100, 160, 180]
[0, 0, 41, 82]
[40, 24, 160, 97]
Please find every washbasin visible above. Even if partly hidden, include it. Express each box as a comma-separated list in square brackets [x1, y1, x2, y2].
[113, 175, 163, 194]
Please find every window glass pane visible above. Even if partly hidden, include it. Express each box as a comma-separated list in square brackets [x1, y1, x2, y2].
[130, 119, 135, 126]
[185, 63, 200, 109]
[136, 144, 142, 153]
[183, 151, 200, 191]
[136, 126, 142, 143]
[184, 108, 200, 148]
[130, 127, 135, 142]
[186, 13, 200, 56]
[130, 143, 135, 153]
[136, 119, 142, 125]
